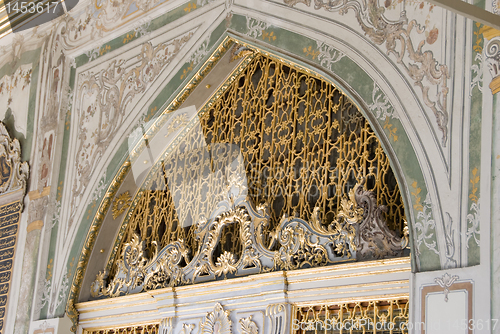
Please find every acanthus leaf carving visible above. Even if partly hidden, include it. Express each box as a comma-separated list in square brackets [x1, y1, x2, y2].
[352, 180, 408, 260]
[239, 316, 258, 334]
[179, 323, 195, 334]
[200, 303, 232, 334]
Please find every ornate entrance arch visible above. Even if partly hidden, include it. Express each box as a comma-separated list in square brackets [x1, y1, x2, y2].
[70, 39, 415, 333]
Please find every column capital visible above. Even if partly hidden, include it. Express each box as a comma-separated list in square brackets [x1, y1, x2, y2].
[485, 33, 500, 94]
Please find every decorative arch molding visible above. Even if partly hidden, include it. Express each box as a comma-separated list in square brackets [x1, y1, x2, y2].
[64, 7, 454, 330]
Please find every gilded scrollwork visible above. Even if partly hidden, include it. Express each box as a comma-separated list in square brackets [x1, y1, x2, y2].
[112, 191, 132, 219]
[91, 180, 406, 298]
[90, 52, 407, 299]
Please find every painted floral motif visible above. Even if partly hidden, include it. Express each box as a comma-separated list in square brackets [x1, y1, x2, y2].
[0, 67, 32, 104]
[92, 0, 165, 32]
[443, 213, 456, 269]
[313, 40, 345, 69]
[368, 83, 398, 120]
[469, 167, 479, 203]
[383, 117, 398, 141]
[410, 182, 439, 258]
[471, 53, 483, 94]
[245, 17, 271, 39]
[466, 201, 480, 248]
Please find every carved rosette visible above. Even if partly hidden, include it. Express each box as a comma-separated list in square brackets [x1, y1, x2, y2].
[91, 180, 407, 298]
[0, 122, 29, 201]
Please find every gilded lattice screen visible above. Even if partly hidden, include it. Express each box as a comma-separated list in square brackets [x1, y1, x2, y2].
[83, 324, 159, 334]
[110, 53, 405, 277]
[293, 299, 409, 334]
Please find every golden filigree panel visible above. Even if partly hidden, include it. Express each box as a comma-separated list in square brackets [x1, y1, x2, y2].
[109, 53, 405, 281]
[293, 298, 409, 334]
[83, 323, 159, 334]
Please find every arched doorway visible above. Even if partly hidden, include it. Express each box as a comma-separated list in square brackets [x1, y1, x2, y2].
[73, 39, 412, 334]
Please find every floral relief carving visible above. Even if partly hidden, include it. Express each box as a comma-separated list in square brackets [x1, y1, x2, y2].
[0, 121, 29, 198]
[69, 31, 195, 228]
[239, 316, 258, 334]
[112, 191, 132, 219]
[167, 113, 190, 135]
[200, 303, 232, 334]
[284, 0, 450, 146]
[434, 273, 459, 302]
[180, 323, 195, 334]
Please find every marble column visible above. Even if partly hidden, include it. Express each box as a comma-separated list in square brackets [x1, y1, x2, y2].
[13, 192, 48, 334]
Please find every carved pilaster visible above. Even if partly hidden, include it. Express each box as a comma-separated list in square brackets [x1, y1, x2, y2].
[265, 304, 287, 334]
[159, 317, 175, 334]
